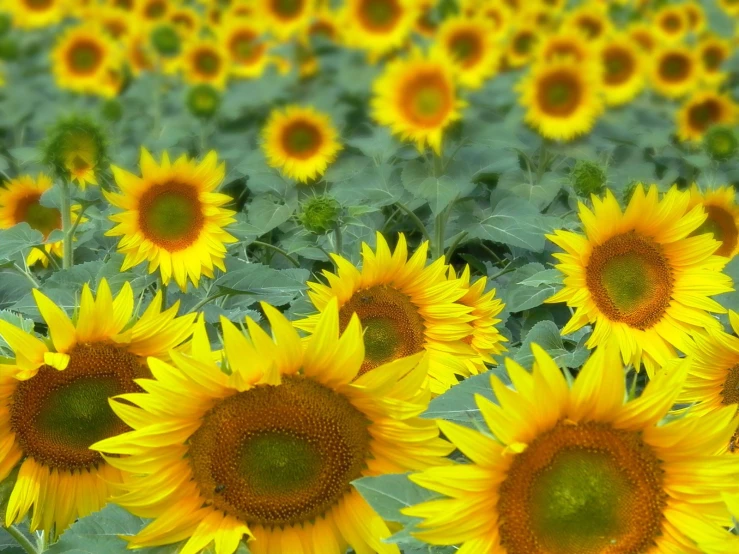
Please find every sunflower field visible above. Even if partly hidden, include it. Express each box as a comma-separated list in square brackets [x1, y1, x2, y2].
[0, 0, 738, 553]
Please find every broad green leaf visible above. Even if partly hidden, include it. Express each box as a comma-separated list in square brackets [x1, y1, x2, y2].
[504, 264, 560, 312]
[353, 474, 437, 525]
[515, 320, 589, 369]
[215, 263, 309, 307]
[401, 160, 467, 215]
[0, 224, 44, 261]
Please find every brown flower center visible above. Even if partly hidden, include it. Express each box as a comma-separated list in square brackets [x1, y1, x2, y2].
[537, 70, 582, 117]
[12, 193, 61, 239]
[721, 364, 739, 405]
[137, 181, 205, 251]
[448, 30, 484, 68]
[358, 0, 402, 32]
[399, 71, 453, 127]
[659, 52, 691, 82]
[603, 46, 635, 86]
[586, 232, 673, 329]
[68, 40, 103, 75]
[498, 421, 667, 554]
[692, 204, 738, 257]
[188, 376, 371, 526]
[10, 343, 144, 471]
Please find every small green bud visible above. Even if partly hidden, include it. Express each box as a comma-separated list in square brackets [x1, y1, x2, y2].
[101, 99, 123, 122]
[704, 125, 738, 161]
[571, 160, 607, 197]
[186, 85, 220, 119]
[0, 14, 12, 37]
[0, 37, 19, 61]
[300, 196, 341, 235]
[42, 116, 108, 188]
[151, 24, 180, 57]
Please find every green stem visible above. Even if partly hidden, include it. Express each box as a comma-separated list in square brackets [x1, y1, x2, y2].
[432, 151, 444, 178]
[489, 265, 516, 281]
[381, 207, 401, 234]
[433, 212, 445, 260]
[36, 530, 47, 552]
[4, 525, 37, 554]
[199, 121, 208, 155]
[59, 180, 73, 269]
[251, 241, 300, 268]
[158, 275, 168, 311]
[394, 203, 431, 243]
[190, 290, 230, 313]
[479, 242, 506, 267]
[333, 223, 343, 256]
[444, 231, 468, 264]
[13, 263, 39, 288]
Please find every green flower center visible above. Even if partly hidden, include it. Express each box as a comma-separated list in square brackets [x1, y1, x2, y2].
[10, 343, 143, 470]
[498, 421, 667, 554]
[702, 47, 724, 71]
[604, 48, 634, 86]
[586, 232, 673, 330]
[188, 376, 371, 526]
[138, 182, 204, 251]
[69, 41, 102, 73]
[195, 50, 220, 76]
[338, 285, 425, 377]
[662, 14, 681, 32]
[400, 73, 451, 126]
[231, 32, 262, 63]
[693, 204, 738, 257]
[660, 53, 690, 82]
[538, 72, 581, 117]
[360, 0, 400, 31]
[450, 32, 482, 67]
[144, 0, 166, 19]
[513, 32, 533, 54]
[688, 99, 722, 134]
[13, 193, 61, 238]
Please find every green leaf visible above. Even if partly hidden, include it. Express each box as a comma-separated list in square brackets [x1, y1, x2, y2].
[464, 197, 558, 252]
[0, 224, 44, 261]
[346, 126, 400, 164]
[504, 264, 560, 312]
[353, 474, 437, 525]
[246, 196, 297, 236]
[500, 171, 563, 211]
[401, 160, 460, 215]
[215, 263, 309, 307]
[0, 310, 35, 353]
[421, 370, 509, 427]
[515, 320, 589, 369]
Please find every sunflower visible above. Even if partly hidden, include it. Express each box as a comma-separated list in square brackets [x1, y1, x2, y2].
[90, 5, 132, 40]
[599, 35, 645, 107]
[562, 4, 612, 43]
[449, 265, 507, 374]
[307, 2, 341, 41]
[1, 0, 65, 29]
[295, 233, 476, 394]
[698, 35, 731, 86]
[0, 174, 67, 267]
[478, 3, 510, 42]
[628, 22, 656, 53]
[137, 0, 170, 26]
[414, 0, 438, 38]
[372, 49, 464, 155]
[403, 344, 739, 554]
[218, 19, 272, 79]
[340, 0, 418, 58]
[261, 105, 341, 184]
[718, 0, 739, 17]
[682, 2, 706, 34]
[653, 5, 689, 43]
[105, 149, 237, 291]
[536, 32, 592, 65]
[0, 280, 196, 536]
[181, 39, 230, 90]
[433, 16, 500, 90]
[124, 31, 155, 76]
[92, 299, 452, 554]
[518, 57, 604, 142]
[685, 185, 739, 259]
[43, 116, 107, 190]
[257, 0, 313, 41]
[505, 23, 539, 68]
[677, 91, 737, 143]
[51, 23, 123, 99]
[168, 5, 202, 38]
[546, 185, 732, 375]
[650, 45, 701, 100]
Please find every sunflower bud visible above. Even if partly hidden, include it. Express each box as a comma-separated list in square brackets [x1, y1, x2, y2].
[571, 160, 607, 197]
[101, 99, 123, 122]
[704, 125, 738, 161]
[299, 196, 341, 235]
[42, 116, 107, 190]
[186, 84, 220, 119]
[151, 24, 181, 57]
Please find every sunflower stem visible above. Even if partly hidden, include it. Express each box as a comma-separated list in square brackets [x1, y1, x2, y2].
[444, 231, 468, 264]
[333, 223, 343, 256]
[251, 241, 300, 268]
[35, 530, 48, 552]
[4, 525, 37, 554]
[190, 290, 230, 313]
[12, 263, 39, 288]
[158, 275, 168, 311]
[394, 202, 430, 243]
[59, 179, 73, 269]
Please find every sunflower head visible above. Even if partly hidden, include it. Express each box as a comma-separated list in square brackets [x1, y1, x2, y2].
[299, 194, 341, 234]
[186, 83, 221, 119]
[42, 115, 107, 190]
[106, 148, 237, 291]
[546, 184, 732, 374]
[91, 299, 451, 554]
[372, 49, 464, 155]
[654, 5, 688, 42]
[571, 160, 606, 197]
[687, 185, 739, 259]
[0, 279, 197, 535]
[262, 105, 342, 184]
[600, 36, 645, 106]
[404, 344, 739, 554]
[150, 23, 181, 56]
[677, 91, 737, 143]
[519, 57, 604, 142]
[4, 0, 65, 29]
[341, 0, 419, 58]
[651, 46, 701, 99]
[433, 15, 500, 90]
[182, 39, 230, 90]
[704, 125, 738, 161]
